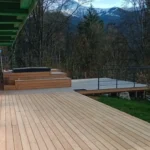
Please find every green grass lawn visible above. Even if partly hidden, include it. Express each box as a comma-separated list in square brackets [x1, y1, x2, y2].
[95, 96, 150, 123]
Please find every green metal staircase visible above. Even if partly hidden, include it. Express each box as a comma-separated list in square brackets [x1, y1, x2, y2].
[0, 0, 37, 46]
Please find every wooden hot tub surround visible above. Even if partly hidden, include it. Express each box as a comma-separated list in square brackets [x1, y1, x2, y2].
[3, 69, 71, 90]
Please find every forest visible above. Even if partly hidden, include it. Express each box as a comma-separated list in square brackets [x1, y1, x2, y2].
[2, 0, 150, 79]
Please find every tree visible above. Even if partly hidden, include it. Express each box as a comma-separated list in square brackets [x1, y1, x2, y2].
[144, 0, 150, 65]
[12, 0, 89, 68]
[78, 6, 104, 35]
[123, 0, 150, 65]
[75, 6, 104, 78]
[103, 23, 129, 78]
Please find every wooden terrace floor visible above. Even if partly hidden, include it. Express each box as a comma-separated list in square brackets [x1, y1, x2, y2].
[0, 92, 150, 150]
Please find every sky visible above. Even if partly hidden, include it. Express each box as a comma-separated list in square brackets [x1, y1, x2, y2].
[78, 0, 128, 8]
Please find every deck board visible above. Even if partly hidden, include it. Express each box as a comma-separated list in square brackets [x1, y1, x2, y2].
[0, 92, 150, 150]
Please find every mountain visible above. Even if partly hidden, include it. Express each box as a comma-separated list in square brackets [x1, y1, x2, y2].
[58, 0, 132, 26]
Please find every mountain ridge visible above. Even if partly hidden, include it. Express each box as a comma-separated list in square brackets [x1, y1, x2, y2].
[58, 0, 133, 26]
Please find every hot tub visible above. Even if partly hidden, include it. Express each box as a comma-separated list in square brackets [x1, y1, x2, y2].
[12, 67, 51, 73]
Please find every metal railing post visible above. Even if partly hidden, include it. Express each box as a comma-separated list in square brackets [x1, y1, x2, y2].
[133, 71, 136, 88]
[116, 69, 118, 88]
[116, 79, 118, 88]
[98, 69, 100, 90]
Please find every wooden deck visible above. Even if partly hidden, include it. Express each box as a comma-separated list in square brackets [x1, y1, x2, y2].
[78, 87, 149, 95]
[0, 91, 150, 150]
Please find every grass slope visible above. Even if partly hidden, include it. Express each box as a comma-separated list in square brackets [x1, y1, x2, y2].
[96, 96, 150, 123]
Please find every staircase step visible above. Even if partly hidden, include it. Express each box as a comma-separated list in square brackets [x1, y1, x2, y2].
[15, 78, 71, 90]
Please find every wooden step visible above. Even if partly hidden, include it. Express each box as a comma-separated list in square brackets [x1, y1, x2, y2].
[4, 79, 15, 85]
[50, 72, 67, 78]
[4, 72, 50, 80]
[4, 85, 16, 90]
[4, 71, 67, 83]
[15, 78, 71, 90]
[51, 69, 60, 72]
